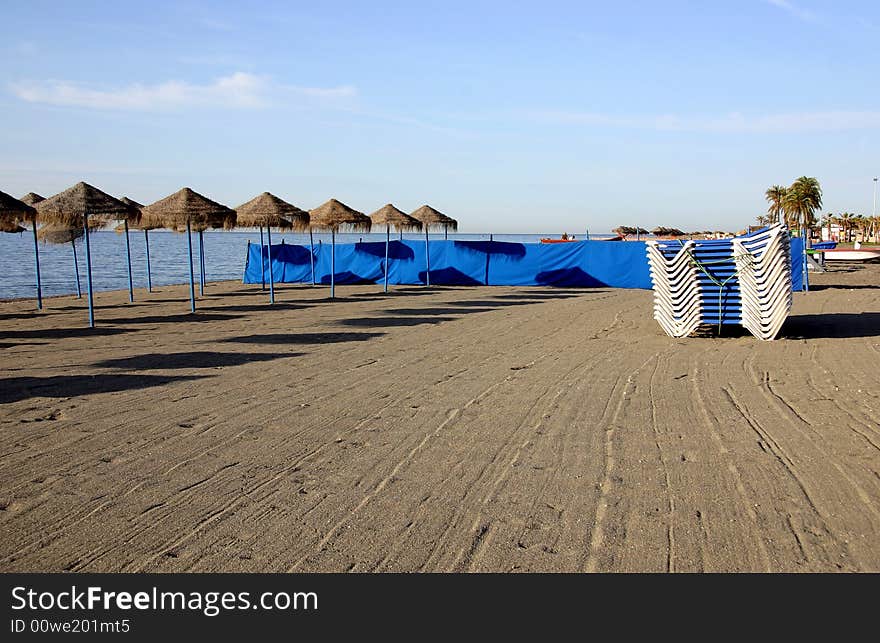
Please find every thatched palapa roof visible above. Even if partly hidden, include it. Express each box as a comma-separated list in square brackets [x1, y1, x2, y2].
[141, 187, 236, 232]
[123, 197, 164, 231]
[0, 191, 37, 232]
[650, 226, 686, 237]
[235, 192, 309, 230]
[20, 191, 92, 241]
[369, 204, 422, 231]
[34, 182, 133, 228]
[613, 226, 648, 236]
[38, 224, 86, 244]
[120, 196, 143, 210]
[410, 205, 457, 231]
[115, 196, 159, 232]
[308, 198, 371, 232]
[19, 192, 46, 207]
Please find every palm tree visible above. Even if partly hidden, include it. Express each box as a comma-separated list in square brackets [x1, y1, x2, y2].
[853, 215, 867, 242]
[783, 177, 823, 239]
[756, 214, 768, 226]
[765, 185, 787, 224]
[837, 212, 853, 242]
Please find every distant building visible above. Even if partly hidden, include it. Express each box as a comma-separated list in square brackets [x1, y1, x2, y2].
[820, 224, 842, 242]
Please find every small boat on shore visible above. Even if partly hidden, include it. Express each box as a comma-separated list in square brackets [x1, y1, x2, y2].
[539, 235, 625, 243]
[823, 249, 880, 262]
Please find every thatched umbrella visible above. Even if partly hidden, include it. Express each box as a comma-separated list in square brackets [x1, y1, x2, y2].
[308, 198, 371, 298]
[410, 205, 458, 286]
[1, 191, 40, 308]
[111, 196, 142, 302]
[141, 188, 235, 313]
[35, 182, 131, 327]
[39, 224, 91, 298]
[0, 193, 30, 234]
[613, 225, 649, 239]
[120, 197, 156, 293]
[369, 204, 422, 293]
[235, 192, 309, 304]
[0, 218, 26, 234]
[132, 198, 171, 294]
[29, 190, 92, 300]
[18, 192, 43, 207]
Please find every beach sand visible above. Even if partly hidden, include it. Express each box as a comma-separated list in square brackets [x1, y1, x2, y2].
[1, 264, 878, 572]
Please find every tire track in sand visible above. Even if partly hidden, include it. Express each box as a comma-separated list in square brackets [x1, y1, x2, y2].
[285, 379, 506, 572]
[583, 352, 658, 573]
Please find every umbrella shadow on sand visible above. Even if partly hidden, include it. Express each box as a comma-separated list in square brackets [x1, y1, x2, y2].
[1, 327, 129, 340]
[199, 302, 315, 314]
[807, 284, 879, 291]
[94, 351, 304, 371]
[384, 307, 495, 316]
[0, 373, 203, 404]
[97, 312, 244, 325]
[220, 331, 384, 345]
[491, 290, 594, 300]
[782, 312, 880, 339]
[339, 316, 458, 328]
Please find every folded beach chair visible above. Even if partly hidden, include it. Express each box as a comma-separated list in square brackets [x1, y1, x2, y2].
[646, 224, 793, 340]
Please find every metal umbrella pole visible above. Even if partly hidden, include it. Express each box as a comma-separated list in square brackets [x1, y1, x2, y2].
[196, 230, 205, 296]
[71, 238, 82, 298]
[384, 224, 390, 293]
[82, 212, 96, 328]
[330, 228, 336, 298]
[200, 230, 207, 292]
[31, 223, 42, 310]
[266, 225, 275, 304]
[258, 225, 266, 290]
[186, 218, 196, 313]
[124, 219, 134, 302]
[424, 225, 430, 286]
[309, 228, 316, 286]
[144, 229, 152, 293]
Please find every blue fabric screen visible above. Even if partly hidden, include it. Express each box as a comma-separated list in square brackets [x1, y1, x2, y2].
[243, 237, 806, 291]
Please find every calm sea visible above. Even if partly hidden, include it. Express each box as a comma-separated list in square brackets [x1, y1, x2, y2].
[0, 229, 614, 300]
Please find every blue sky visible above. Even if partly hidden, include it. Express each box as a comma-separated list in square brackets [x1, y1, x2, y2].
[1, 0, 878, 232]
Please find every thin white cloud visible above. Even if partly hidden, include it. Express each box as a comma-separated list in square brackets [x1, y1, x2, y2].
[532, 110, 880, 133]
[298, 85, 358, 99]
[9, 72, 356, 111]
[765, 0, 818, 23]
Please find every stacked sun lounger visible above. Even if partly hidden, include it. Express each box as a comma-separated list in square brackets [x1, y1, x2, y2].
[646, 224, 792, 340]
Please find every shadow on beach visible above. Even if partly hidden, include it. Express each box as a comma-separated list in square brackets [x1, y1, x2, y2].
[94, 351, 304, 371]
[783, 312, 880, 339]
[807, 284, 879, 292]
[220, 332, 384, 345]
[1, 327, 129, 340]
[98, 312, 244, 325]
[339, 316, 457, 328]
[493, 288, 596, 297]
[0, 374, 203, 404]
[199, 302, 316, 314]
[384, 307, 494, 316]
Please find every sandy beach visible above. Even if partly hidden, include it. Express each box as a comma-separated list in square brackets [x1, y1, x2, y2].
[1, 264, 878, 572]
